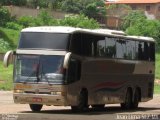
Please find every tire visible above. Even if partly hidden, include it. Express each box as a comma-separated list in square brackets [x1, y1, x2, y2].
[121, 90, 132, 110]
[131, 89, 140, 109]
[29, 104, 43, 112]
[92, 104, 105, 110]
[71, 90, 88, 112]
[71, 106, 78, 112]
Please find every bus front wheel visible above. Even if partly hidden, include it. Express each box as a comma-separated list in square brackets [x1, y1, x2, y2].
[71, 90, 88, 112]
[121, 89, 132, 109]
[29, 104, 43, 112]
[92, 104, 105, 110]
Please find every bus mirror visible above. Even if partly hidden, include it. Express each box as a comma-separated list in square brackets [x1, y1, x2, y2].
[63, 52, 72, 69]
[3, 50, 14, 68]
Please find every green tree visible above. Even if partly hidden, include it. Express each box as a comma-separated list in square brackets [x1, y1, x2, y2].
[0, 7, 11, 26]
[83, 0, 106, 18]
[121, 10, 160, 50]
[59, 14, 100, 29]
[18, 16, 35, 27]
[49, 0, 63, 10]
[126, 19, 160, 48]
[61, 0, 106, 18]
[0, 0, 27, 6]
[120, 10, 146, 30]
[34, 10, 58, 26]
[17, 10, 100, 29]
[26, 0, 49, 8]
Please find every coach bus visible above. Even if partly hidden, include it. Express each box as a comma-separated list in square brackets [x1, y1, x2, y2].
[4, 26, 155, 112]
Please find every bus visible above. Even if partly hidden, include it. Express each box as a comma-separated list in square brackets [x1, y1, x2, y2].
[4, 26, 155, 112]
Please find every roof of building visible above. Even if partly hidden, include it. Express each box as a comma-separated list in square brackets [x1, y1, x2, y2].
[21, 26, 155, 42]
[106, 0, 160, 4]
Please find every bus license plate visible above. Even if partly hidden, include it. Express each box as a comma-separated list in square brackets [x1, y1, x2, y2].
[32, 98, 42, 102]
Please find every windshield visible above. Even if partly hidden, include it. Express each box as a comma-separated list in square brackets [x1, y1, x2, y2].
[14, 55, 65, 84]
[18, 32, 69, 50]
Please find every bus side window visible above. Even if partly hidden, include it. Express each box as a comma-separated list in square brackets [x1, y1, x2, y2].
[144, 42, 149, 60]
[136, 42, 144, 60]
[70, 33, 82, 55]
[149, 43, 155, 61]
[81, 33, 96, 57]
[125, 40, 136, 60]
[116, 39, 126, 59]
[105, 37, 116, 58]
[97, 39, 106, 57]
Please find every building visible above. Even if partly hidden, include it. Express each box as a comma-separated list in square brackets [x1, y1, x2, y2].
[106, 0, 160, 29]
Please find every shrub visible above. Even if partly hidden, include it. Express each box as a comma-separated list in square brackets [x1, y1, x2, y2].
[0, 0, 27, 6]
[18, 16, 35, 27]
[0, 7, 11, 26]
[59, 14, 100, 29]
[0, 38, 11, 52]
[6, 22, 23, 30]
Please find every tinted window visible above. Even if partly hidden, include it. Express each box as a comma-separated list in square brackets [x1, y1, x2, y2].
[19, 32, 69, 50]
[70, 33, 82, 55]
[149, 43, 155, 61]
[126, 40, 136, 59]
[116, 39, 126, 59]
[97, 39, 106, 57]
[105, 37, 116, 58]
[136, 41, 145, 60]
[81, 34, 95, 56]
[144, 42, 149, 60]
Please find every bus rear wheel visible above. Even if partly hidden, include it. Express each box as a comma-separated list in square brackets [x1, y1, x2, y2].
[131, 89, 140, 109]
[29, 104, 43, 112]
[121, 90, 132, 110]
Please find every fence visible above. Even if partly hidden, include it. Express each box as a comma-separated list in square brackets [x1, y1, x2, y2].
[5, 6, 66, 19]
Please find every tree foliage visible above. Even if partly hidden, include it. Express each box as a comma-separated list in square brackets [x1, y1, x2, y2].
[126, 19, 160, 45]
[120, 10, 146, 30]
[0, 38, 11, 52]
[121, 10, 160, 48]
[61, 0, 106, 18]
[17, 10, 100, 29]
[0, 0, 27, 6]
[0, 6, 11, 26]
[26, 0, 49, 8]
[59, 14, 100, 29]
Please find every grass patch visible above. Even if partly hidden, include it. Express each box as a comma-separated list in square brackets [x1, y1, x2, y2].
[154, 84, 160, 94]
[0, 27, 20, 50]
[0, 61, 13, 90]
[156, 53, 160, 79]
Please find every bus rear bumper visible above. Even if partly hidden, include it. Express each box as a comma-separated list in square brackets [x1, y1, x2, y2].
[13, 93, 68, 106]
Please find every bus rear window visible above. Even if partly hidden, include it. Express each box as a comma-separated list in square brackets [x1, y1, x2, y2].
[18, 32, 70, 50]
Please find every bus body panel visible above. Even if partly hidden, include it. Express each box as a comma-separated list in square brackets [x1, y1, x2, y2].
[66, 56, 154, 106]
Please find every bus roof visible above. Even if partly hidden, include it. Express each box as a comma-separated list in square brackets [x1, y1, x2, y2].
[21, 26, 155, 42]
